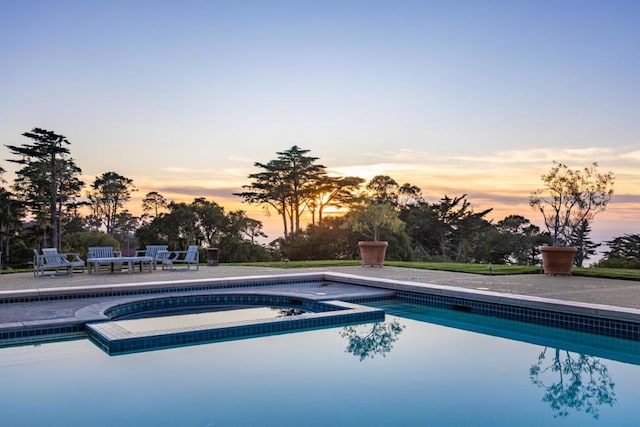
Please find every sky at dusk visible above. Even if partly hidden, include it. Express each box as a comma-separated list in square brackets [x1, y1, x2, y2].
[1, 0, 639, 249]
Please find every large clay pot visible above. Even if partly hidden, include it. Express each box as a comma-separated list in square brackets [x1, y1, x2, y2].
[539, 246, 577, 275]
[358, 241, 389, 267]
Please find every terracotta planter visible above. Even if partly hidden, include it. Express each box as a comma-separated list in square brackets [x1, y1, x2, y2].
[358, 241, 388, 267]
[539, 246, 577, 276]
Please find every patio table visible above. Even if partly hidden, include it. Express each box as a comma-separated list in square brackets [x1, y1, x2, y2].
[87, 256, 153, 274]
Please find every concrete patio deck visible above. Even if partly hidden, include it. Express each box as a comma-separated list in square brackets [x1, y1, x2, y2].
[2, 264, 640, 308]
[2, 265, 640, 346]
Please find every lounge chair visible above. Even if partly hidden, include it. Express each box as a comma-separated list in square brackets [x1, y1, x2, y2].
[161, 245, 200, 271]
[135, 244, 168, 270]
[34, 248, 84, 277]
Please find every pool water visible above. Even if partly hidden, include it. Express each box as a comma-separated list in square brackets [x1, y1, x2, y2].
[113, 306, 304, 333]
[1, 301, 640, 426]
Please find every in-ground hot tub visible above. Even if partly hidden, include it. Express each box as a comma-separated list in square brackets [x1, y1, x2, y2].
[87, 294, 385, 355]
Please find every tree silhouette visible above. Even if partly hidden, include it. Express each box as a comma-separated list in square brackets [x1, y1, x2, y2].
[597, 233, 640, 268]
[308, 175, 364, 225]
[529, 347, 616, 419]
[235, 146, 326, 237]
[6, 128, 83, 249]
[141, 191, 167, 221]
[569, 219, 600, 267]
[87, 171, 135, 234]
[0, 168, 24, 267]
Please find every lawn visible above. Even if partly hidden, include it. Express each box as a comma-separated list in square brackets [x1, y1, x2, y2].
[4, 259, 639, 281]
[229, 260, 640, 281]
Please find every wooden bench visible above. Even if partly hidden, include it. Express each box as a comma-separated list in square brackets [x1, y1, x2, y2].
[87, 247, 123, 274]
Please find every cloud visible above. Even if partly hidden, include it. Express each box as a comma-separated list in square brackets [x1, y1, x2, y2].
[470, 146, 640, 168]
[620, 151, 640, 162]
[612, 193, 640, 204]
[462, 191, 530, 208]
[161, 167, 220, 174]
[359, 148, 433, 163]
[154, 185, 240, 199]
[357, 146, 640, 167]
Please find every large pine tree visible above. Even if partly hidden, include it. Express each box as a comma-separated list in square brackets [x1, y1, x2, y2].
[6, 128, 83, 249]
[235, 146, 326, 237]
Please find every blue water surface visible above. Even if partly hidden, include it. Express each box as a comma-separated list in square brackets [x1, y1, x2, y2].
[1, 301, 639, 426]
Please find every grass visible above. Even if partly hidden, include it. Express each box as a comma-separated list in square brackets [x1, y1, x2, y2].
[229, 260, 640, 281]
[570, 267, 640, 281]
[0, 268, 32, 274]
[230, 259, 363, 269]
[230, 259, 544, 275]
[4, 260, 640, 281]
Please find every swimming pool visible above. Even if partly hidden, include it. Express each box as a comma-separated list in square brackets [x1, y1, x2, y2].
[2, 300, 639, 426]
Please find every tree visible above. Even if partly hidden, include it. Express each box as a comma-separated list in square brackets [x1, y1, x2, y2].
[595, 234, 640, 268]
[530, 162, 614, 246]
[343, 202, 404, 242]
[432, 194, 492, 261]
[308, 175, 364, 225]
[279, 218, 352, 261]
[227, 210, 267, 244]
[135, 216, 169, 248]
[141, 191, 168, 221]
[235, 146, 326, 237]
[136, 199, 271, 262]
[366, 175, 400, 203]
[216, 210, 272, 262]
[87, 171, 135, 234]
[0, 168, 25, 268]
[397, 183, 423, 206]
[162, 201, 200, 248]
[63, 231, 120, 259]
[191, 197, 228, 247]
[495, 215, 548, 265]
[362, 175, 423, 207]
[113, 210, 139, 254]
[6, 128, 83, 249]
[400, 195, 493, 262]
[568, 219, 599, 267]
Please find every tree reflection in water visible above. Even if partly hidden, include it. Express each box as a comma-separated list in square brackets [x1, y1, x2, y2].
[277, 308, 305, 317]
[529, 347, 616, 419]
[340, 320, 405, 361]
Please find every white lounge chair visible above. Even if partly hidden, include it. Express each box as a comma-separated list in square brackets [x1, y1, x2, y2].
[34, 248, 84, 277]
[135, 244, 168, 270]
[42, 248, 85, 273]
[161, 245, 200, 271]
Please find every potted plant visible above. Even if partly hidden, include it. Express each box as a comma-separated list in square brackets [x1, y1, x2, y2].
[530, 162, 614, 275]
[344, 202, 404, 266]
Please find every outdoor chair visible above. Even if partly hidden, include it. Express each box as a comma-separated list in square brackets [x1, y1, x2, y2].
[42, 248, 85, 273]
[135, 244, 168, 270]
[33, 248, 83, 277]
[161, 245, 200, 271]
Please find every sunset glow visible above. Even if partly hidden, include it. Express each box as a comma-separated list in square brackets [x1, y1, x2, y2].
[1, 1, 638, 252]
